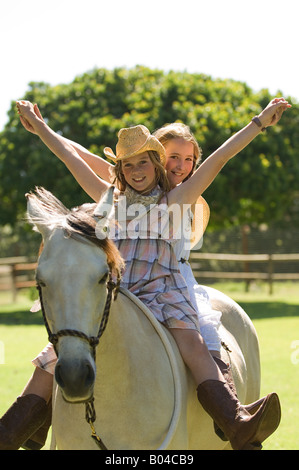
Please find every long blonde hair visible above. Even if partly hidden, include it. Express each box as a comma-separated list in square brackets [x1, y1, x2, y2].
[110, 150, 170, 193]
[154, 123, 202, 181]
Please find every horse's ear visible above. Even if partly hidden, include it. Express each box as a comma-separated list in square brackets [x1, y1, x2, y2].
[26, 193, 51, 239]
[93, 186, 115, 218]
[93, 186, 115, 239]
[93, 186, 115, 220]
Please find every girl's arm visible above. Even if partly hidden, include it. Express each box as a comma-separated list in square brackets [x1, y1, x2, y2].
[20, 103, 114, 183]
[168, 98, 291, 206]
[17, 100, 110, 202]
[64, 137, 114, 182]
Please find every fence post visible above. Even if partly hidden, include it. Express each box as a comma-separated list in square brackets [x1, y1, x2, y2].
[268, 254, 273, 295]
[242, 225, 250, 292]
[10, 264, 17, 303]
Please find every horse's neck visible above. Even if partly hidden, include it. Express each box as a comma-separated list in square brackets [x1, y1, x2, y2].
[94, 290, 176, 388]
[95, 293, 141, 377]
[97, 301, 128, 357]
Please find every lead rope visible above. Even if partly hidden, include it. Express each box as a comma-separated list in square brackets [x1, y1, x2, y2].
[85, 398, 108, 450]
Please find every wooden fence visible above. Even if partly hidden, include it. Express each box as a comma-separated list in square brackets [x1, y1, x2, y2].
[189, 252, 299, 294]
[1, 253, 299, 301]
[0, 257, 37, 302]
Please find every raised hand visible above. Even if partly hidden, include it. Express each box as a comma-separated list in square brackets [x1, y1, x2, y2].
[258, 98, 291, 129]
[16, 100, 42, 134]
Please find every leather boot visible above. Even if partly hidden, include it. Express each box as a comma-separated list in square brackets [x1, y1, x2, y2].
[22, 399, 52, 450]
[197, 379, 281, 450]
[0, 394, 48, 450]
[213, 356, 266, 440]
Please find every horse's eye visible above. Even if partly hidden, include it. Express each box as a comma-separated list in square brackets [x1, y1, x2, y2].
[36, 279, 46, 288]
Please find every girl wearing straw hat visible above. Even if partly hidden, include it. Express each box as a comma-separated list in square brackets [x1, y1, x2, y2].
[18, 108, 222, 356]
[1, 97, 289, 451]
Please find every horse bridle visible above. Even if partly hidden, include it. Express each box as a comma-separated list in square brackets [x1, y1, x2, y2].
[36, 271, 119, 450]
[37, 272, 118, 357]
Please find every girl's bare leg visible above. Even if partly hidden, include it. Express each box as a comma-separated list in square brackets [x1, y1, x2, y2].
[169, 328, 224, 385]
[170, 327, 281, 450]
[21, 367, 53, 403]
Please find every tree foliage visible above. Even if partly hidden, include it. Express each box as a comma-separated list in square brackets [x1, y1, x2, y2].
[0, 65, 298, 232]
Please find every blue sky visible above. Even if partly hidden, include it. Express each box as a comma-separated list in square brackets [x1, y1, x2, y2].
[1, 0, 297, 131]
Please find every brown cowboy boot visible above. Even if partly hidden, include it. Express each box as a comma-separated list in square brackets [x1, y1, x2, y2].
[213, 356, 266, 441]
[0, 394, 48, 450]
[22, 399, 52, 450]
[197, 379, 281, 450]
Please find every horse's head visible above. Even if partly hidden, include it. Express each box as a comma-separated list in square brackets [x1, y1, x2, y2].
[27, 187, 123, 403]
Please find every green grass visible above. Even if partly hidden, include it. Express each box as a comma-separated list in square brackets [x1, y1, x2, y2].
[0, 291, 48, 410]
[211, 281, 299, 450]
[0, 291, 50, 449]
[254, 318, 299, 450]
[0, 284, 298, 450]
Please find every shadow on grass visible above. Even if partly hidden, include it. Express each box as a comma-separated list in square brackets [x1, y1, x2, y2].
[0, 308, 43, 326]
[1, 300, 299, 326]
[237, 301, 299, 320]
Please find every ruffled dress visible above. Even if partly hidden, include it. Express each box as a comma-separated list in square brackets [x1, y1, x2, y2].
[112, 193, 200, 330]
[172, 205, 222, 352]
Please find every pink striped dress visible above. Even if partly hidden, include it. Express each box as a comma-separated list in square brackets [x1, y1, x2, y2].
[113, 196, 200, 331]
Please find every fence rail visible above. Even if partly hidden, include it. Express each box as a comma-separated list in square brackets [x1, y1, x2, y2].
[0, 257, 37, 302]
[1, 253, 299, 301]
[190, 252, 299, 294]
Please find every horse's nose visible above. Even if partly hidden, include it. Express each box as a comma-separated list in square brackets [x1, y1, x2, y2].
[55, 358, 95, 402]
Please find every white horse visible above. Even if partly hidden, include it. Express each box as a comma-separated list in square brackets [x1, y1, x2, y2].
[27, 187, 261, 450]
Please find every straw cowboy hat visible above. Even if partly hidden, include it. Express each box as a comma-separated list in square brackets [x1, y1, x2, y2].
[190, 196, 210, 249]
[104, 125, 166, 165]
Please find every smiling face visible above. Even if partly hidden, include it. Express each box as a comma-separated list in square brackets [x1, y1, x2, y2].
[164, 138, 195, 189]
[121, 152, 157, 194]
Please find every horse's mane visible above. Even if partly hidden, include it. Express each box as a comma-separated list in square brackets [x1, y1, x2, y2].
[27, 187, 124, 279]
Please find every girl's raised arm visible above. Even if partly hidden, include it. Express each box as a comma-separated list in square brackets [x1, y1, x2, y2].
[168, 98, 291, 206]
[19, 103, 114, 183]
[64, 137, 114, 183]
[17, 100, 110, 202]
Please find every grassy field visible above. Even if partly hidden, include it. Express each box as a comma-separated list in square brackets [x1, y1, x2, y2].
[0, 282, 298, 450]
[212, 281, 299, 450]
